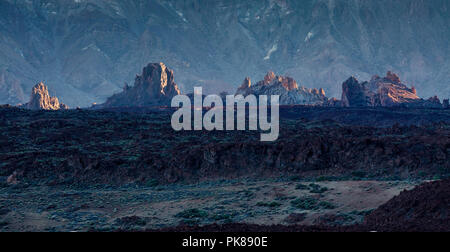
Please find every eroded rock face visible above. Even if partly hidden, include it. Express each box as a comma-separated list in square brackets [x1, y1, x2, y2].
[23, 82, 68, 110]
[235, 72, 328, 105]
[236, 77, 252, 95]
[341, 76, 370, 107]
[325, 97, 342, 107]
[443, 99, 449, 109]
[364, 179, 450, 232]
[340, 72, 442, 107]
[97, 63, 181, 108]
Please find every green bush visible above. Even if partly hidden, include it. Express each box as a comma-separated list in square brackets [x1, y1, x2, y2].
[256, 201, 282, 208]
[291, 197, 336, 210]
[290, 197, 319, 210]
[295, 184, 309, 190]
[175, 209, 208, 219]
[351, 171, 367, 178]
[318, 201, 336, 209]
[309, 183, 328, 193]
[145, 179, 159, 187]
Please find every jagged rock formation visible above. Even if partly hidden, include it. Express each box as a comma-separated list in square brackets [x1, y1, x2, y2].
[444, 99, 449, 109]
[22, 82, 68, 110]
[341, 72, 443, 108]
[96, 63, 181, 108]
[325, 98, 342, 107]
[235, 72, 328, 105]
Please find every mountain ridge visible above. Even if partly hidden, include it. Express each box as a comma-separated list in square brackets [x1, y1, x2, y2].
[0, 0, 449, 107]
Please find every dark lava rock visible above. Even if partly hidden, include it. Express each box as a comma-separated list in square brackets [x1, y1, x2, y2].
[0, 207, 11, 216]
[443, 99, 449, 109]
[0, 107, 448, 186]
[364, 178, 450, 232]
[284, 213, 307, 224]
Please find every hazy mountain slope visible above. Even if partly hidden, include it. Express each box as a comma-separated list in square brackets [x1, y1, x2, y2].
[0, 0, 449, 107]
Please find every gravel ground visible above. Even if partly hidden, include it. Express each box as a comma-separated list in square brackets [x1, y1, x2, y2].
[0, 179, 417, 232]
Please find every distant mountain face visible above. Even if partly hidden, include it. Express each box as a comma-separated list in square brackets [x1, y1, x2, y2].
[0, 0, 449, 107]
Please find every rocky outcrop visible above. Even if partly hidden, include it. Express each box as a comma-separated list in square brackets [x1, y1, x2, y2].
[341, 76, 372, 107]
[364, 179, 450, 232]
[325, 98, 342, 107]
[1, 106, 448, 187]
[236, 77, 252, 95]
[22, 82, 68, 110]
[341, 71, 443, 108]
[235, 72, 328, 105]
[96, 63, 181, 108]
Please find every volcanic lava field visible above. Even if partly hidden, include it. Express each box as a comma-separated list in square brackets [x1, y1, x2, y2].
[0, 106, 449, 232]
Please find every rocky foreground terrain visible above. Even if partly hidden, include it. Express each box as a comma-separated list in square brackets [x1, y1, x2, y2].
[1, 107, 449, 185]
[0, 105, 448, 231]
[151, 178, 450, 232]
